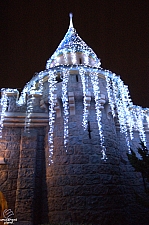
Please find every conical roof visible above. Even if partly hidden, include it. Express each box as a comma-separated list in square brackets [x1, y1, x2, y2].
[46, 13, 101, 69]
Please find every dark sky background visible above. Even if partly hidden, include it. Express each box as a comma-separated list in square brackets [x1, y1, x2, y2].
[0, 0, 149, 107]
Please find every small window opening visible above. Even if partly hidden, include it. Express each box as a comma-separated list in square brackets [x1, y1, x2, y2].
[76, 75, 78, 82]
[88, 121, 92, 139]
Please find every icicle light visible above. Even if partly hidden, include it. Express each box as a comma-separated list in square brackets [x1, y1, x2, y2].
[48, 70, 57, 164]
[0, 89, 8, 138]
[61, 69, 70, 149]
[91, 71, 107, 160]
[105, 71, 116, 117]
[105, 71, 148, 150]
[80, 68, 89, 130]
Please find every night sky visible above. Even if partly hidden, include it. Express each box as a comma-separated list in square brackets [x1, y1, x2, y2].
[1, 0, 149, 107]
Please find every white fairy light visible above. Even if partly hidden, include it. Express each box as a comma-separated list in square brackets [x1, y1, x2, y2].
[107, 72, 148, 150]
[61, 69, 70, 149]
[110, 75, 131, 150]
[144, 109, 149, 128]
[48, 70, 57, 164]
[122, 85, 134, 140]
[105, 71, 116, 117]
[24, 96, 33, 133]
[0, 89, 8, 138]
[134, 106, 146, 145]
[80, 67, 89, 130]
[90, 71, 107, 160]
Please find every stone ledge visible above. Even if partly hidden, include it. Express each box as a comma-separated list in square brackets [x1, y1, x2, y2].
[3, 112, 49, 127]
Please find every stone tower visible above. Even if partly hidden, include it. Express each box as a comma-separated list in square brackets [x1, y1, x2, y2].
[0, 14, 149, 225]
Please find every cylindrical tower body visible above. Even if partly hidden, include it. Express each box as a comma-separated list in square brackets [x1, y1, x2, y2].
[44, 68, 127, 225]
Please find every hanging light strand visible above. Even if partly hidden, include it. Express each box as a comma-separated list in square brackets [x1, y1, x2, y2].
[135, 106, 146, 145]
[105, 71, 116, 117]
[111, 76, 131, 151]
[48, 70, 57, 164]
[90, 71, 107, 160]
[0, 89, 8, 138]
[61, 69, 70, 150]
[144, 109, 149, 128]
[80, 68, 89, 130]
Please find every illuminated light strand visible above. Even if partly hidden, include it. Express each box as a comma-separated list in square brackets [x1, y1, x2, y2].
[118, 80, 134, 150]
[146, 114, 149, 128]
[80, 68, 89, 130]
[48, 70, 57, 164]
[0, 88, 18, 137]
[0, 89, 8, 138]
[90, 71, 107, 160]
[134, 106, 146, 145]
[105, 71, 116, 117]
[109, 73, 147, 150]
[122, 85, 134, 140]
[61, 69, 70, 150]
[111, 76, 131, 151]
[119, 81, 132, 134]
[144, 109, 149, 128]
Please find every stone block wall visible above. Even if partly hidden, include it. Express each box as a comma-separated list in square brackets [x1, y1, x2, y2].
[0, 128, 21, 213]
[0, 127, 46, 225]
[44, 101, 125, 224]
[41, 72, 149, 225]
[43, 111, 149, 225]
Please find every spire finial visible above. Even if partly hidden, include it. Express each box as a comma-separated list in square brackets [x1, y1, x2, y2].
[69, 13, 73, 28]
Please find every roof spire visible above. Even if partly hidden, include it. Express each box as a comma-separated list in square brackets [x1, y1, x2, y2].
[69, 13, 73, 29]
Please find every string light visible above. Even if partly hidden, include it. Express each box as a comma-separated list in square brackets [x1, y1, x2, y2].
[144, 108, 149, 128]
[90, 71, 107, 160]
[105, 71, 148, 150]
[48, 70, 57, 164]
[0, 89, 8, 137]
[61, 69, 70, 149]
[105, 71, 116, 117]
[133, 106, 146, 145]
[79, 68, 89, 130]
